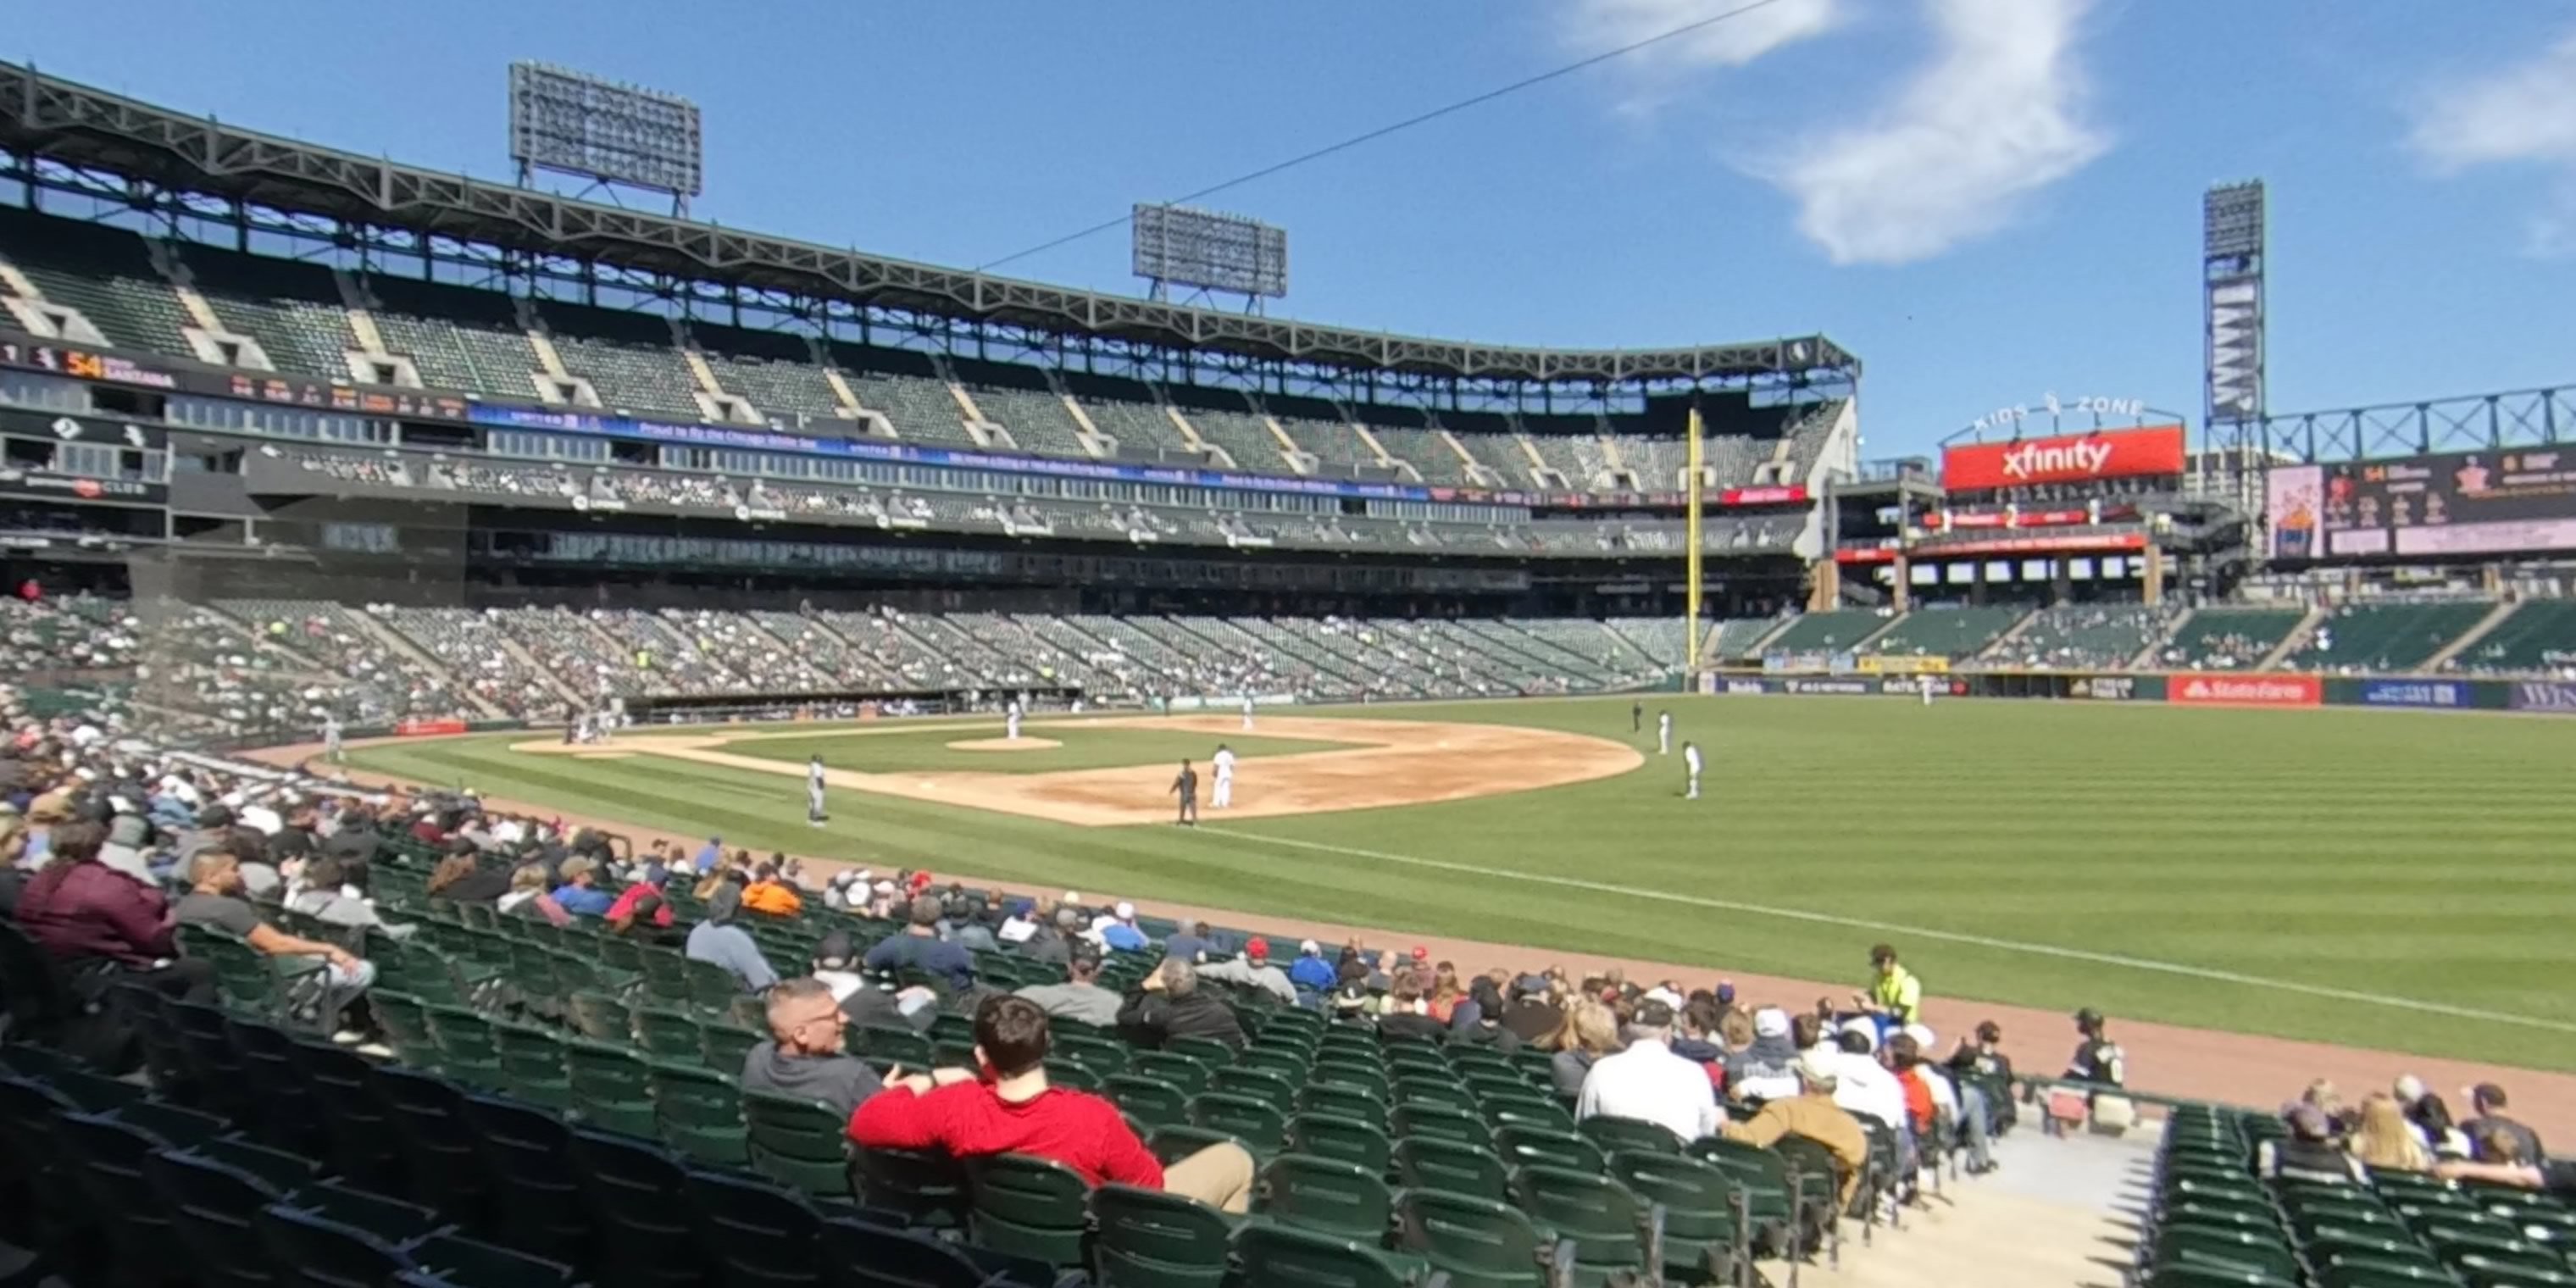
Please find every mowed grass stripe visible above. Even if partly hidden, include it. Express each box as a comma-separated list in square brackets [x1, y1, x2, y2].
[352, 696, 2576, 1069]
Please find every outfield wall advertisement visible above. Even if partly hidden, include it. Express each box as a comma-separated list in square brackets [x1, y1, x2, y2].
[2355, 679, 2471, 710]
[1718, 668, 2576, 714]
[2511, 681, 2576, 713]
[2166, 675, 2321, 708]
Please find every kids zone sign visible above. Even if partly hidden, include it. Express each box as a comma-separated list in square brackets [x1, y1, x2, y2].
[1941, 423, 2188, 491]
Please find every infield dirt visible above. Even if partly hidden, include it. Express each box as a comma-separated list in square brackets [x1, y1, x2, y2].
[511, 713, 1644, 825]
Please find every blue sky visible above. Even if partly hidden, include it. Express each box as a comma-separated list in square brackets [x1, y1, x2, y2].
[14, 0, 2573, 459]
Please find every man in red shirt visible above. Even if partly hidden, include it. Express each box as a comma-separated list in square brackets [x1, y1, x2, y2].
[847, 994, 1253, 1213]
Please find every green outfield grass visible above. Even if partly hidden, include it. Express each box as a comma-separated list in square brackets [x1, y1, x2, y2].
[722, 724, 1349, 774]
[350, 695, 2576, 1069]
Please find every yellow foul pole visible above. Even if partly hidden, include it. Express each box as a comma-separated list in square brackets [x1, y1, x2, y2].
[1684, 402, 1705, 676]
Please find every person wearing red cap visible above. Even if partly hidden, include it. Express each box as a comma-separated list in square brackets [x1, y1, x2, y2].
[1198, 936, 1295, 1004]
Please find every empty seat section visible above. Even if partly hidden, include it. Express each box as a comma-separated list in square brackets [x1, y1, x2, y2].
[1763, 609, 1890, 653]
[692, 325, 847, 419]
[0, 208, 197, 357]
[2157, 608, 2307, 670]
[1863, 606, 2027, 658]
[1981, 605, 2172, 669]
[949, 358, 1088, 458]
[1167, 386, 1285, 471]
[541, 303, 704, 418]
[363, 275, 539, 397]
[179, 247, 358, 379]
[836, 347, 974, 447]
[1062, 373, 1190, 456]
[2285, 601, 2494, 672]
[2451, 599, 2576, 674]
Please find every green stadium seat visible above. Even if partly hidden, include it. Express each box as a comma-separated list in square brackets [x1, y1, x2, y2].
[569, 1128, 711, 1288]
[1393, 1137, 1511, 1203]
[458, 1094, 595, 1254]
[646, 1061, 750, 1167]
[1191, 1092, 1289, 1158]
[1232, 1221, 1430, 1288]
[1290, 1113, 1394, 1175]
[1254, 1153, 1393, 1241]
[742, 1091, 857, 1198]
[1511, 1164, 1656, 1288]
[686, 1167, 828, 1288]
[1610, 1150, 1746, 1284]
[967, 1152, 1091, 1267]
[1090, 1185, 1240, 1287]
[1395, 1187, 1566, 1288]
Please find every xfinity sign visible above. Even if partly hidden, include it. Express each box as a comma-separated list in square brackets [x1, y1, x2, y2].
[2001, 439, 2113, 481]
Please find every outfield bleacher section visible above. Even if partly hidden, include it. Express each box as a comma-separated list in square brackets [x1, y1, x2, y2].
[1757, 609, 1892, 655]
[1862, 607, 2027, 659]
[2282, 601, 2495, 674]
[2154, 608, 2307, 672]
[2446, 599, 2576, 675]
[1703, 617, 1785, 662]
[1976, 605, 2174, 670]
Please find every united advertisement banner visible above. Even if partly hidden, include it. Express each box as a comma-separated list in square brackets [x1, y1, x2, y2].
[2167, 675, 2320, 708]
[2356, 679, 2470, 710]
[1940, 426, 2188, 491]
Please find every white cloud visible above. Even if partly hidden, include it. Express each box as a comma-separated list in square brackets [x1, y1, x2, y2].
[1571, 0, 1847, 71]
[2405, 29, 2576, 257]
[1763, 0, 2109, 264]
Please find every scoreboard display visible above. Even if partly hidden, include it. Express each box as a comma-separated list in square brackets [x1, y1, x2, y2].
[2268, 447, 2576, 560]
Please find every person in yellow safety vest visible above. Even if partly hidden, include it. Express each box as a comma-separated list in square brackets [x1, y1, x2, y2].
[1854, 942, 1923, 1024]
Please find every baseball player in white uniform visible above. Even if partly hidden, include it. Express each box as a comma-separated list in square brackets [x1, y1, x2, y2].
[807, 755, 829, 826]
[1683, 741, 1702, 800]
[1657, 710, 1672, 756]
[1918, 675, 1938, 707]
[1211, 743, 1237, 808]
[1241, 695, 1256, 732]
[1006, 697, 1024, 741]
[322, 714, 344, 763]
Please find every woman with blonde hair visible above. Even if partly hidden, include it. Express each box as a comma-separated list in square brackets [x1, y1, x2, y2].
[1547, 1001, 1620, 1098]
[2349, 1094, 2429, 1173]
[1427, 962, 1463, 1024]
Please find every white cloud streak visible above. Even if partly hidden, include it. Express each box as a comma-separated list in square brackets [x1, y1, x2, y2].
[1572, 0, 1848, 71]
[2405, 29, 2576, 258]
[1765, 0, 2109, 264]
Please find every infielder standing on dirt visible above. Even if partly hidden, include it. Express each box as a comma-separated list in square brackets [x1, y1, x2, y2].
[1006, 697, 1024, 741]
[807, 754, 829, 826]
[1241, 694, 1256, 732]
[322, 713, 344, 764]
[1657, 709, 1672, 756]
[1211, 743, 1236, 809]
[1170, 759, 1200, 826]
[1683, 741, 1702, 800]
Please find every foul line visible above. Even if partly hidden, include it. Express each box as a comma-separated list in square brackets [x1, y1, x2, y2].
[1202, 828, 2576, 1036]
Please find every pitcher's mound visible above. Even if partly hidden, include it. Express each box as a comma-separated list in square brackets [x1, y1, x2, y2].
[947, 736, 1063, 752]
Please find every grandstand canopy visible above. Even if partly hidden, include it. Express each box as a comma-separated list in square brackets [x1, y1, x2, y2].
[0, 62, 1858, 386]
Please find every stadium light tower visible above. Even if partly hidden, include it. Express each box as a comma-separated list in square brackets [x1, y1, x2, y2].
[508, 63, 704, 216]
[1131, 203, 1289, 314]
[2202, 180, 2266, 509]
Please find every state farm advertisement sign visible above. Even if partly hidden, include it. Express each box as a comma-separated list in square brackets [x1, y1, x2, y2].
[2165, 675, 2320, 708]
[1941, 426, 2186, 491]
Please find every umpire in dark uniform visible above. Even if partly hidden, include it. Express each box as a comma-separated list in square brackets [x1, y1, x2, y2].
[1169, 759, 1199, 826]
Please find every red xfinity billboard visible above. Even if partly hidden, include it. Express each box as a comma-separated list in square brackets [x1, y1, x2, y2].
[1940, 425, 2186, 491]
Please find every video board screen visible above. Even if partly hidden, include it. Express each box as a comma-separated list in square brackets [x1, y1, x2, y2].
[2267, 447, 2576, 560]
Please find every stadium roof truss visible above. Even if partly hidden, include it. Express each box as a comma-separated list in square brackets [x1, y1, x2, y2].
[2225, 384, 2576, 463]
[0, 62, 1859, 392]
